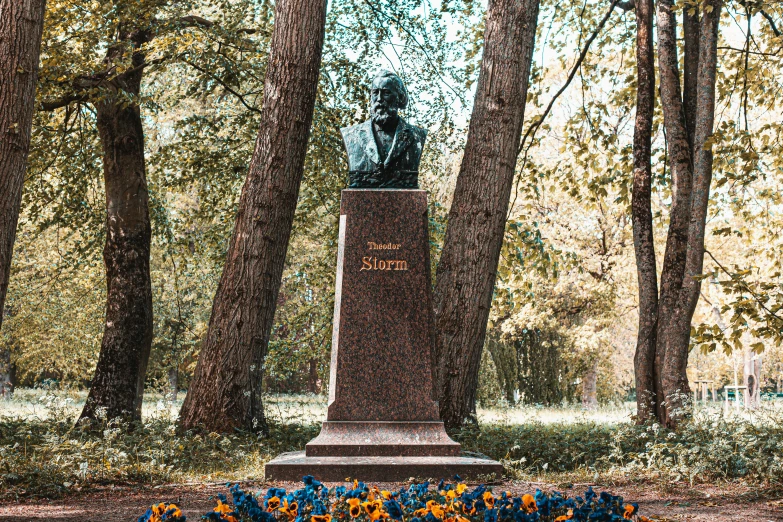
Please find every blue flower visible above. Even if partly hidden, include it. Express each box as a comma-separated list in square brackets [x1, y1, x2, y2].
[384, 499, 404, 520]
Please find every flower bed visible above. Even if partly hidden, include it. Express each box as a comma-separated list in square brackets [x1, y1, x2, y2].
[137, 477, 647, 522]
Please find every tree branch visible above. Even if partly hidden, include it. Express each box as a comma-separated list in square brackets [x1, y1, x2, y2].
[705, 249, 783, 324]
[760, 9, 781, 37]
[516, 0, 622, 158]
[182, 59, 262, 114]
[39, 94, 88, 111]
[508, 0, 622, 219]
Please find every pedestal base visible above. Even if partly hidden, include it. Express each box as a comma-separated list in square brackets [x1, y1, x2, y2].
[264, 451, 504, 482]
[305, 421, 460, 457]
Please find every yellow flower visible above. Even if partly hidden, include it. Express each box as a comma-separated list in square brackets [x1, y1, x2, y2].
[483, 492, 495, 510]
[427, 500, 445, 519]
[215, 499, 232, 514]
[445, 490, 457, 502]
[522, 494, 537, 514]
[461, 503, 475, 516]
[362, 500, 388, 521]
[312, 515, 333, 522]
[267, 496, 281, 512]
[455, 484, 467, 495]
[167, 505, 182, 517]
[381, 490, 392, 500]
[348, 498, 362, 518]
[280, 499, 299, 520]
[554, 509, 573, 521]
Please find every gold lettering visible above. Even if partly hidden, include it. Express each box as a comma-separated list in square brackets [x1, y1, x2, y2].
[359, 256, 409, 271]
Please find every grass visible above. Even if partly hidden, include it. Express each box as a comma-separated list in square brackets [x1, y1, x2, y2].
[1, 389, 782, 500]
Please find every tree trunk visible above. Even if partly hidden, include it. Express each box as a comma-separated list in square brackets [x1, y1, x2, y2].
[683, 7, 700, 156]
[168, 367, 178, 403]
[307, 358, 319, 394]
[0, 0, 47, 333]
[432, 0, 540, 430]
[654, 0, 695, 425]
[631, 0, 658, 423]
[581, 361, 598, 410]
[79, 37, 153, 424]
[660, 0, 722, 427]
[178, 0, 327, 434]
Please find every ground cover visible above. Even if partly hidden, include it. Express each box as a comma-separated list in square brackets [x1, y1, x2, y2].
[0, 391, 782, 520]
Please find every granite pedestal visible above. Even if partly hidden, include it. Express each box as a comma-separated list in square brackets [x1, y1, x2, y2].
[265, 189, 503, 481]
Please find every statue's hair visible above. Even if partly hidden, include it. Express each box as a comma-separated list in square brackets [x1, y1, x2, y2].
[372, 70, 408, 110]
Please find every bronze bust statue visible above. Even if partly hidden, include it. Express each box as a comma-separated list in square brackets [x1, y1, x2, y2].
[341, 71, 427, 189]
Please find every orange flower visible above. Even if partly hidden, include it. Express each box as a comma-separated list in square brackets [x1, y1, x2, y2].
[427, 500, 445, 519]
[623, 504, 636, 519]
[348, 498, 362, 518]
[312, 515, 333, 522]
[461, 503, 476, 516]
[554, 509, 573, 521]
[482, 492, 495, 510]
[280, 499, 299, 520]
[362, 500, 388, 521]
[522, 494, 537, 514]
[215, 499, 232, 515]
[267, 496, 281, 512]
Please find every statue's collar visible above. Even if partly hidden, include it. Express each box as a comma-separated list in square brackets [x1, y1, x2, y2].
[363, 117, 412, 167]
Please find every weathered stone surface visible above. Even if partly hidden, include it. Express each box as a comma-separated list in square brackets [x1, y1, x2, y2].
[264, 189, 504, 481]
[265, 452, 504, 482]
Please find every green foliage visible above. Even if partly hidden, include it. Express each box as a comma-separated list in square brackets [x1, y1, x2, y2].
[0, 392, 319, 500]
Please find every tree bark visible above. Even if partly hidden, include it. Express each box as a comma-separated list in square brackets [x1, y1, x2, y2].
[0, 0, 47, 333]
[660, 0, 722, 426]
[432, 0, 540, 430]
[178, 0, 327, 434]
[654, 0, 695, 425]
[631, 0, 658, 423]
[79, 33, 153, 424]
[168, 367, 179, 403]
[683, 6, 700, 156]
[581, 361, 598, 410]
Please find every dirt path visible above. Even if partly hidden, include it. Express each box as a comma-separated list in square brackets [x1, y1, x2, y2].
[0, 481, 780, 522]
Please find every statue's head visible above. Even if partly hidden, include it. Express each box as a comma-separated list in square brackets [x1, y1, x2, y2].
[370, 70, 408, 126]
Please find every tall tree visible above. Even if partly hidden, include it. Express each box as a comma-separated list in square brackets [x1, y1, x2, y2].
[631, 0, 722, 427]
[77, 26, 154, 423]
[0, 0, 47, 398]
[178, 0, 328, 434]
[630, 0, 657, 423]
[36, 2, 264, 423]
[431, 0, 540, 430]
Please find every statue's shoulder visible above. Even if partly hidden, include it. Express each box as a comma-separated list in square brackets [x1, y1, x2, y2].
[340, 120, 371, 143]
[403, 120, 428, 143]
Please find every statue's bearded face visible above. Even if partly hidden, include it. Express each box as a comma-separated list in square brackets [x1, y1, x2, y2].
[370, 77, 403, 126]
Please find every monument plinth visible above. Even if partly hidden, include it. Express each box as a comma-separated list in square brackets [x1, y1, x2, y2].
[265, 189, 503, 481]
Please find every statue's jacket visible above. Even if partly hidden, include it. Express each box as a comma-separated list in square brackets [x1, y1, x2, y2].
[341, 117, 428, 189]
